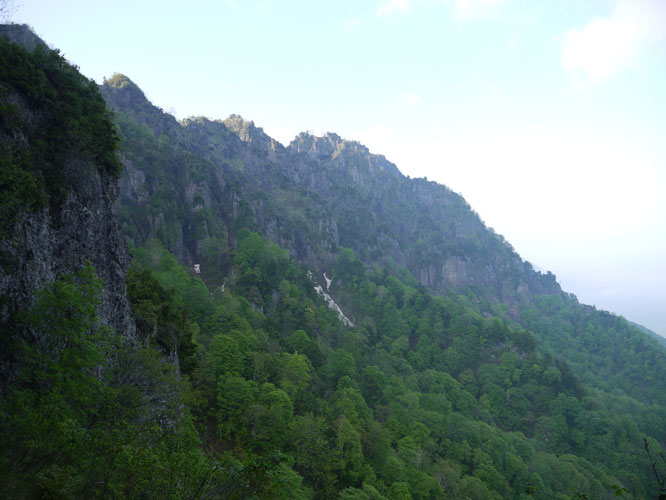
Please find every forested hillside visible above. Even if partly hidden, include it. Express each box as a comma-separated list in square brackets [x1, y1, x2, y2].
[1, 25, 665, 499]
[101, 70, 666, 498]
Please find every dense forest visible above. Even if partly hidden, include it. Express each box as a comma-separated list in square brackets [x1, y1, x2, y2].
[1, 26, 665, 499]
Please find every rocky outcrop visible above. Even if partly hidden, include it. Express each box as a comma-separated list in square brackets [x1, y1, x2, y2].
[0, 159, 134, 336]
[443, 256, 469, 287]
[223, 114, 283, 154]
[100, 73, 183, 140]
[287, 132, 401, 188]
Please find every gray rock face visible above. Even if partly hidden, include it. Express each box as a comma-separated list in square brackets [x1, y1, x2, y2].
[0, 161, 134, 338]
[443, 257, 468, 287]
[0, 159, 135, 391]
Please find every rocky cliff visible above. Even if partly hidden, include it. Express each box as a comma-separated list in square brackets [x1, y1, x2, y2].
[0, 25, 134, 384]
[0, 161, 133, 334]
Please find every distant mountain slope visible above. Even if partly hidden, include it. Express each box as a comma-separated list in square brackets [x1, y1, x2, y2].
[100, 74, 561, 308]
[100, 74, 665, 396]
[630, 320, 666, 348]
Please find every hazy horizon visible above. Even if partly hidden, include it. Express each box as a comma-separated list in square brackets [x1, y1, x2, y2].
[11, 0, 666, 337]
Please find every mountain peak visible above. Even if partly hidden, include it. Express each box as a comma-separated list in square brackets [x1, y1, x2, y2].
[102, 73, 150, 108]
[287, 131, 402, 180]
[222, 114, 282, 151]
[223, 114, 261, 139]
[288, 131, 351, 159]
[100, 73, 182, 138]
[223, 113, 252, 128]
[105, 73, 137, 90]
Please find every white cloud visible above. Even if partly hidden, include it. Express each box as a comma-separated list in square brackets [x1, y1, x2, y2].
[561, 0, 666, 87]
[377, 0, 414, 16]
[561, 16, 636, 86]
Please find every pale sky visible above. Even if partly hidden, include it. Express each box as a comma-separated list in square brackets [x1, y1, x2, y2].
[12, 0, 666, 337]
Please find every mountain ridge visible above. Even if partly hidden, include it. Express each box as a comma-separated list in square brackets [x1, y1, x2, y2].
[101, 73, 562, 312]
[101, 70, 666, 410]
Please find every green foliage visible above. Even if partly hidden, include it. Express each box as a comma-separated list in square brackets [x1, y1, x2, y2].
[0, 37, 120, 225]
[126, 266, 197, 372]
[0, 264, 215, 498]
[214, 451, 310, 499]
[644, 437, 666, 499]
[130, 239, 215, 324]
[522, 294, 666, 407]
[118, 232, 664, 499]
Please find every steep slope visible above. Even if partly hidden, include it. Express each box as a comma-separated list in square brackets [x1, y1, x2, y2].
[284, 132, 559, 303]
[630, 320, 666, 349]
[101, 74, 560, 308]
[0, 27, 134, 381]
[99, 73, 666, 497]
[100, 74, 665, 406]
[101, 75, 342, 274]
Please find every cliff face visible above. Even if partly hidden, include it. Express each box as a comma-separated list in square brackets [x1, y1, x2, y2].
[0, 161, 134, 334]
[0, 26, 134, 384]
